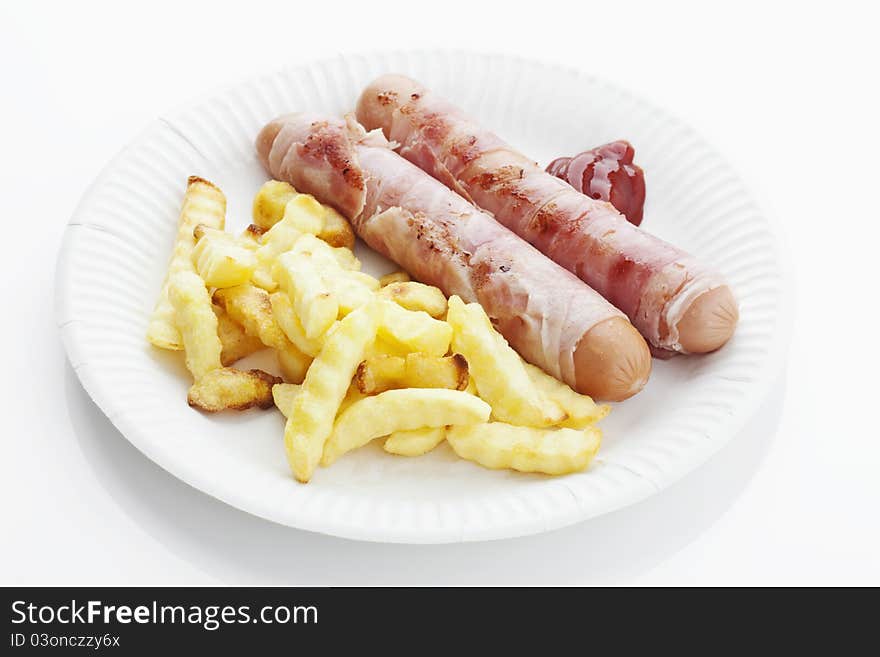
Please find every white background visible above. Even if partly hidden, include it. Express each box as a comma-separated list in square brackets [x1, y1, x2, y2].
[1, 0, 878, 585]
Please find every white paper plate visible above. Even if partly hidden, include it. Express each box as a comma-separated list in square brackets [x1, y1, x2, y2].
[56, 52, 790, 543]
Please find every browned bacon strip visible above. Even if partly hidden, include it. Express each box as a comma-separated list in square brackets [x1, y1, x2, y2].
[256, 114, 651, 400]
[356, 75, 738, 355]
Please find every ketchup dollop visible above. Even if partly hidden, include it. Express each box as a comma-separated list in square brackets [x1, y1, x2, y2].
[547, 140, 646, 226]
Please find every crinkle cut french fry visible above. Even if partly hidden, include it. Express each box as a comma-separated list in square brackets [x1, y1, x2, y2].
[318, 205, 356, 250]
[379, 270, 410, 286]
[379, 281, 447, 318]
[383, 427, 446, 457]
[522, 361, 610, 428]
[284, 304, 378, 482]
[287, 239, 375, 316]
[167, 270, 223, 380]
[354, 353, 468, 394]
[252, 180, 298, 229]
[446, 296, 564, 427]
[321, 389, 490, 466]
[187, 368, 282, 412]
[269, 292, 324, 357]
[404, 353, 468, 390]
[192, 226, 257, 288]
[252, 196, 327, 291]
[212, 284, 313, 382]
[446, 422, 601, 475]
[212, 284, 288, 351]
[375, 300, 452, 357]
[147, 176, 225, 350]
[272, 383, 301, 418]
[213, 303, 265, 366]
[354, 355, 406, 394]
[274, 252, 338, 340]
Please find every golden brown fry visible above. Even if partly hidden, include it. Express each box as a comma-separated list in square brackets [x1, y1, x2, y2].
[379, 271, 410, 286]
[354, 353, 468, 395]
[212, 284, 313, 383]
[213, 304, 265, 366]
[378, 281, 447, 318]
[212, 284, 291, 351]
[252, 180, 297, 229]
[284, 304, 378, 482]
[447, 296, 565, 427]
[318, 205, 356, 249]
[192, 226, 257, 288]
[187, 367, 282, 412]
[167, 270, 223, 380]
[251, 196, 328, 291]
[354, 355, 406, 394]
[276, 235, 373, 318]
[322, 389, 490, 466]
[446, 422, 601, 475]
[147, 176, 226, 350]
[405, 353, 468, 390]
[273, 252, 338, 339]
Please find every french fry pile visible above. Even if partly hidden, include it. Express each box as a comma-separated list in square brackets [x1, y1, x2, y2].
[148, 177, 610, 482]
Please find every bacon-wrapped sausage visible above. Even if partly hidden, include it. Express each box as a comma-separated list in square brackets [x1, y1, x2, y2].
[546, 141, 646, 226]
[356, 75, 738, 355]
[256, 114, 651, 400]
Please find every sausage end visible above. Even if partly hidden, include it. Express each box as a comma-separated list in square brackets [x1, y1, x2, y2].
[573, 317, 651, 401]
[255, 119, 284, 172]
[356, 74, 422, 136]
[676, 285, 739, 353]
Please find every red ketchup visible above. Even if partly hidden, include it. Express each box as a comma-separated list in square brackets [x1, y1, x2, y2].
[547, 141, 646, 226]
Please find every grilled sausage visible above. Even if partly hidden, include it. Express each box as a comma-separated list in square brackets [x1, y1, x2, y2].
[356, 74, 738, 355]
[256, 114, 652, 400]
